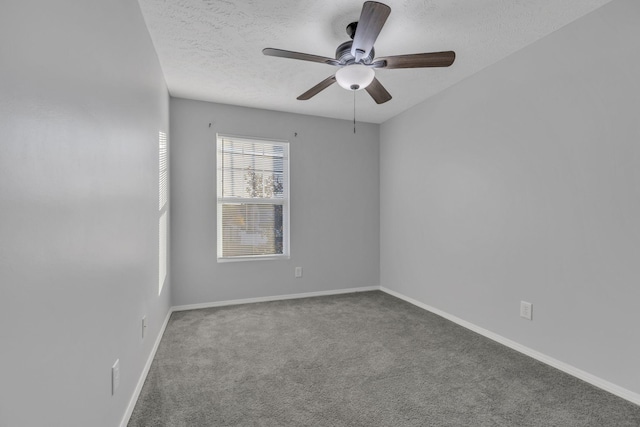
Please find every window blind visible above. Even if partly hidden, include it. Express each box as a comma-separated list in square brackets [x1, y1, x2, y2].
[159, 131, 168, 294]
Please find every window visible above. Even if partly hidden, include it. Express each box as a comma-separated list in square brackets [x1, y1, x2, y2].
[159, 131, 168, 294]
[216, 134, 289, 261]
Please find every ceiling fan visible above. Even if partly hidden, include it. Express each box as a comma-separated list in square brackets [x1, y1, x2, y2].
[263, 1, 456, 104]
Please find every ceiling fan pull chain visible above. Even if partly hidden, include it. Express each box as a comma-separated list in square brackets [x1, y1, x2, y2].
[353, 90, 356, 134]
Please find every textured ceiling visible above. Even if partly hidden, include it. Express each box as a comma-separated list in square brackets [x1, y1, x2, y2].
[137, 0, 612, 124]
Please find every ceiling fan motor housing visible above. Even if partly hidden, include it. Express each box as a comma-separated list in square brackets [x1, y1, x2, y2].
[336, 40, 375, 65]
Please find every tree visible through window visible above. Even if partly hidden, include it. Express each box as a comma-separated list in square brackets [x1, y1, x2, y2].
[216, 135, 289, 261]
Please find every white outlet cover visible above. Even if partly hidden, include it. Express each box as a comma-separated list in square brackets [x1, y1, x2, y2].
[520, 301, 533, 320]
[295, 267, 302, 278]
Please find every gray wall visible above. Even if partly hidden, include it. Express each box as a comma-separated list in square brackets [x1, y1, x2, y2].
[380, 0, 640, 396]
[0, 1, 170, 426]
[170, 98, 379, 306]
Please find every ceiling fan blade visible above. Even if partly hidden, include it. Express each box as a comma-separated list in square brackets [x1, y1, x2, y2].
[297, 75, 337, 100]
[365, 77, 392, 104]
[351, 1, 391, 62]
[263, 48, 339, 66]
[374, 51, 456, 69]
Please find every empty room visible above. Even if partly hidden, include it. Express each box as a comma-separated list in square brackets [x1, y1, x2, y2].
[1, 0, 639, 426]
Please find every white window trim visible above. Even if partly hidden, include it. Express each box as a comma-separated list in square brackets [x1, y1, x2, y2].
[216, 133, 290, 262]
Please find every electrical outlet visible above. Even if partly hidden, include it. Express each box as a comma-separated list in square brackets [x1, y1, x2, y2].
[520, 301, 533, 320]
[295, 267, 303, 278]
[112, 359, 120, 395]
[142, 316, 147, 339]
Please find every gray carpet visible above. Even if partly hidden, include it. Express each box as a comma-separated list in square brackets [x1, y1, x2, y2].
[128, 291, 640, 426]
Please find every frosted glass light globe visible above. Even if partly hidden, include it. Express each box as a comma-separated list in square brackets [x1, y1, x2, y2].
[335, 64, 375, 91]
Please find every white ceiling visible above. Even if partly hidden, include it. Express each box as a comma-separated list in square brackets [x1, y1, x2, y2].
[137, 0, 612, 124]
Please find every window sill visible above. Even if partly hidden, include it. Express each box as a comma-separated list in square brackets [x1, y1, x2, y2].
[217, 254, 290, 263]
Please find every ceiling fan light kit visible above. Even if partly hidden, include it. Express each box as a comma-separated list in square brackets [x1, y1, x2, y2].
[263, 1, 456, 105]
[335, 64, 375, 91]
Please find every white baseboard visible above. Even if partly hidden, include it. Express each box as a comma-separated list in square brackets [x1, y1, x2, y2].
[119, 308, 173, 427]
[380, 286, 640, 406]
[172, 286, 380, 312]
